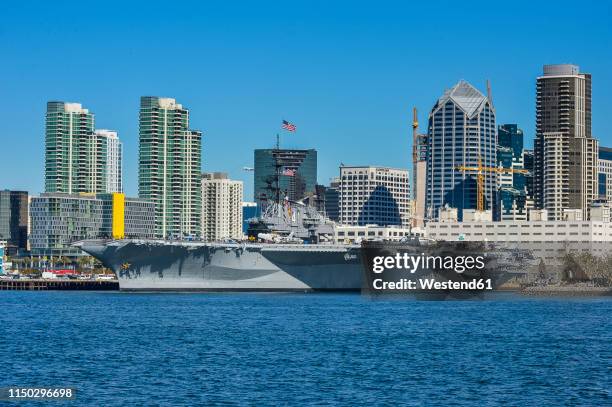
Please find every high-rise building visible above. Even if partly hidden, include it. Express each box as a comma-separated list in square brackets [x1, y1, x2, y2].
[45, 102, 95, 194]
[425, 80, 497, 220]
[311, 184, 328, 215]
[598, 146, 612, 203]
[30, 193, 155, 256]
[254, 149, 317, 204]
[339, 166, 410, 227]
[323, 177, 340, 222]
[139, 97, 202, 238]
[242, 202, 258, 234]
[45, 102, 123, 194]
[201, 173, 243, 241]
[0, 190, 28, 254]
[498, 124, 524, 158]
[95, 130, 123, 193]
[523, 149, 535, 200]
[534, 64, 598, 220]
[497, 124, 529, 221]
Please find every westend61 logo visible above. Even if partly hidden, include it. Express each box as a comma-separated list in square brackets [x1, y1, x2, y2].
[361, 241, 519, 298]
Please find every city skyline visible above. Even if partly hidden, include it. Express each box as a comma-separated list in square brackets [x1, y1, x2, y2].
[1, 1, 611, 200]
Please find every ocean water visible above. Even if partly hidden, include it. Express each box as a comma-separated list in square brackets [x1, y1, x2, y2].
[0, 292, 610, 406]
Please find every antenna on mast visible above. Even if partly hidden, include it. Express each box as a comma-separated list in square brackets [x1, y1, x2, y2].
[486, 79, 492, 105]
[274, 133, 281, 205]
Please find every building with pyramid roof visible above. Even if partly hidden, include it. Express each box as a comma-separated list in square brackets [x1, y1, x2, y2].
[425, 80, 497, 220]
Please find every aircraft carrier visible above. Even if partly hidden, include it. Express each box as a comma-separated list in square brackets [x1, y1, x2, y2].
[76, 239, 364, 291]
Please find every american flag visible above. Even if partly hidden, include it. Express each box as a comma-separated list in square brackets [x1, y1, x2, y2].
[282, 120, 296, 132]
[283, 168, 296, 177]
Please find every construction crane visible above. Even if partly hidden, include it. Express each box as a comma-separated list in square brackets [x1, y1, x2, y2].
[456, 158, 528, 212]
[412, 107, 419, 165]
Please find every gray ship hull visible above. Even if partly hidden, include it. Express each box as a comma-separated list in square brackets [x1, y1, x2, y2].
[76, 239, 363, 291]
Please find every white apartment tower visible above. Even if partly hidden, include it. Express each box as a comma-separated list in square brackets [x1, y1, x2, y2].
[201, 173, 243, 241]
[339, 166, 410, 227]
[95, 130, 123, 193]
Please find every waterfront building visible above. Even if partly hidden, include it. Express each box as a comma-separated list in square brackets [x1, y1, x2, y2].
[334, 224, 420, 244]
[98, 193, 155, 241]
[534, 64, 599, 221]
[426, 207, 612, 263]
[139, 97, 202, 238]
[254, 149, 317, 204]
[0, 190, 28, 253]
[425, 80, 497, 220]
[242, 202, 258, 234]
[201, 173, 243, 241]
[598, 146, 612, 203]
[30, 193, 155, 256]
[95, 130, 123, 193]
[339, 166, 410, 227]
[0, 190, 28, 254]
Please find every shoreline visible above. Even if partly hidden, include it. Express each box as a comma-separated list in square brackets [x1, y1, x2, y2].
[520, 285, 612, 297]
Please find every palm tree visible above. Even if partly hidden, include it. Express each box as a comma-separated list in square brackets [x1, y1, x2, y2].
[77, 256, 94, 272]
[14, 258, 25, 271]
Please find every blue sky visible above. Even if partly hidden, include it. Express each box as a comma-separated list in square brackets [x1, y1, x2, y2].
[1, 0, 611, 200]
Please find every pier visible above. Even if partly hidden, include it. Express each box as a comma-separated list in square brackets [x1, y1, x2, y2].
[0, 279, 119, 291]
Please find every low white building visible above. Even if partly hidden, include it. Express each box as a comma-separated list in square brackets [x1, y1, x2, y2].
[334, 225, 422, 244]
[426, 216, 612, 264]
[463, 209, 493, 222]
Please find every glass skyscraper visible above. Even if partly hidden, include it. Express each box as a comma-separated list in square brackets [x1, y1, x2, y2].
[253, 149, 317, 204]
[498, 124, 523, 158]
[139, 96, 202, 238]
[497, 124, 529, 220]
[0, 190, 28, 254]
[425, 80, 497, 220]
